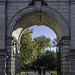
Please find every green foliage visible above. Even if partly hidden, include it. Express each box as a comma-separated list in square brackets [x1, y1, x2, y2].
[35, 50, 57, 70]
[20, 28, 57, 70]
[21, 72, 26, 75]
[20, 28, 37, 68]
[50, 71, 57, 75]
[33, 35, 51, 56]
[52, 38, 57, 47]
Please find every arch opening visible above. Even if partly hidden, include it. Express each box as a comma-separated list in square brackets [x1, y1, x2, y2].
[12, 11, 64, 41]
[20, 25, 57, 73]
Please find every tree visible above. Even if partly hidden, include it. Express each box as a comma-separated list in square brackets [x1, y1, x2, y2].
[33, 35, 51, 57]
[52, 38, 58, 47]
[45, 50, 57, 70]
[35, 50, 57, 70]
[20, 28, 37, 68]
[20, 29, 54, 69]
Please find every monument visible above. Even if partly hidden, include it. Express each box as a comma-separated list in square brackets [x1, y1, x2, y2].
[0, 0, 75, 75]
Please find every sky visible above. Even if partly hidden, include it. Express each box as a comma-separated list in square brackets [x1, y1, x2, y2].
[30, 25, 57, 52]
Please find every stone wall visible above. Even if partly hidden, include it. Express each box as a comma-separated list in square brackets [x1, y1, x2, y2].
[0, 0, 6, 49]
[7, 0, 70, 26]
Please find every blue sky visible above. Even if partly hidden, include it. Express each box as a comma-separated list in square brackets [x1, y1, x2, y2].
[30, 25, 57, 52]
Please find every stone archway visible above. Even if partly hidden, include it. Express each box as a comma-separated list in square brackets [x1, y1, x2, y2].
[7, 5, 69, 38]
[6, 5, 70, 75]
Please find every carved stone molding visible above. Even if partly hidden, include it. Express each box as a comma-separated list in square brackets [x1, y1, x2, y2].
[29, 0, 48, 6]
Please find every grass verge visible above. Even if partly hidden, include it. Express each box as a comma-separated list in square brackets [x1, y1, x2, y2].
[50, 71, 57, 75]
[21, 71, 26, 75]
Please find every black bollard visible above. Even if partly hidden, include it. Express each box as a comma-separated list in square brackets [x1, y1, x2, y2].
[27, 73, 29, 75]
[51, 73, 52, 75]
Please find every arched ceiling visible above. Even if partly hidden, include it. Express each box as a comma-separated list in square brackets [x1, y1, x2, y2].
[12, 11, 64, 41]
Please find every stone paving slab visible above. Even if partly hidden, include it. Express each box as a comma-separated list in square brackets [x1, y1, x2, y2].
[26, 71, 51, 75]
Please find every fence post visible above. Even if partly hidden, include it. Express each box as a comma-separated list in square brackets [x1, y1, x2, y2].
[27, 73, 29, 75]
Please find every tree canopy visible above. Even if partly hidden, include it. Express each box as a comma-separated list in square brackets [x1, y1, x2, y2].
[20, 28, 57, 70]
[35, 50, 57, 70]
[20, 28, 37, 68]
[33, 35, 51, 56]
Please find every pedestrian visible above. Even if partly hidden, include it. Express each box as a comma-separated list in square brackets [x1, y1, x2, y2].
[38, 66, 42, 75]
[34, 66, 37, 73]
[43, 66, 46, 75]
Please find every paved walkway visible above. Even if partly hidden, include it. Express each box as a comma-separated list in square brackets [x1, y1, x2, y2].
[25, 71, 51, 75]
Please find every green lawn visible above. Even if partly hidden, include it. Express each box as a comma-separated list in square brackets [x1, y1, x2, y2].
[21, 72, 26, 75]
[50, 71, 57, 75]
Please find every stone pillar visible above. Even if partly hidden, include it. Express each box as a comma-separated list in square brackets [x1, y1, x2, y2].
[69, 50, 75, 75]
[6, 36, 13, 75]
[70, 1, 75, 75]
[57, 42, 61, 75]
[0, 50, 6, 75]
[0, 0, 6, 74]
[6, 36, 17, 75]
[14, 38, 21, 75]
[6, 36, 21, 75]
[59, 36, 70, 75]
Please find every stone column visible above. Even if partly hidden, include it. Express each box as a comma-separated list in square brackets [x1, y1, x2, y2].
[14, 38, 21, 75]
[59, 36, 70, 75]
[0, 0, 6, 74]
[0, 50, 6, 75]
[6, 36, 17, 75]
[6, 36, 21, 75]
[6, 36, 13, 75]
[70, 1, 75, 75]
[69, 50, 75, 75]
[57, 41, 62, 75]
